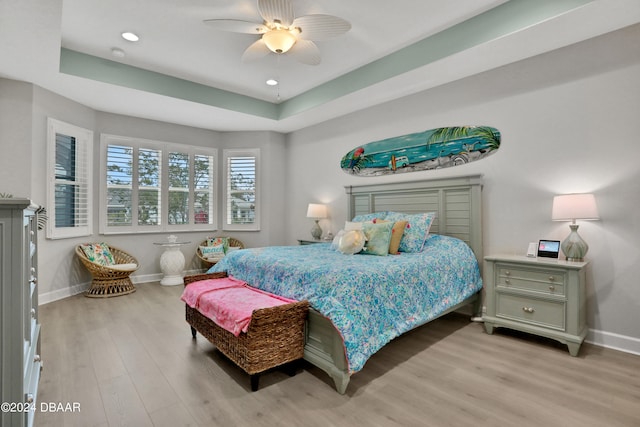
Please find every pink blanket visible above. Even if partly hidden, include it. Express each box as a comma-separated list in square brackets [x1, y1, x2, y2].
[181, 276, 297, 336]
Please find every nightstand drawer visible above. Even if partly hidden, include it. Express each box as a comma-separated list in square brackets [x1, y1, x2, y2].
[496, 293, 565, 330]
[498, 266, 566, 296]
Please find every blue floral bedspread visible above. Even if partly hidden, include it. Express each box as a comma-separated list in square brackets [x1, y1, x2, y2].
[209, 234, 482, 373]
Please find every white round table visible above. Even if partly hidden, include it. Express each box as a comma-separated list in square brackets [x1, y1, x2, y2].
[154, 241, 190, 286]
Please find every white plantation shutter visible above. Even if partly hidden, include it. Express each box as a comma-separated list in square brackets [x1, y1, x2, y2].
[194, 154, 215, 225]
[47, 118, 93, 239]
[223, 149, 260, 231]
[100, 134, 216, 233]
[138, 147, 161, 226]
[106, 144, 134, 227]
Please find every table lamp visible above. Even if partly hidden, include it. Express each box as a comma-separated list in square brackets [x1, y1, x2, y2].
[306, 203, 327, 239]
[551, 193, 600, 261]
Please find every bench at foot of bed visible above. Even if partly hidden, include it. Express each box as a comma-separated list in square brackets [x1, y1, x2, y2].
[184, 272, 309, 391]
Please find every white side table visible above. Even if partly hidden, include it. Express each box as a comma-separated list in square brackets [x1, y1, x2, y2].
[154, 239, 190, 286]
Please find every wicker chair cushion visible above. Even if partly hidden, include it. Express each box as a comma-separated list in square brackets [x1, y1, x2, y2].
[80, 243, 115, 266]
[109, 263, 138, 271]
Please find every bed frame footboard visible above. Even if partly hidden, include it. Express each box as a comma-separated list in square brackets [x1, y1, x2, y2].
[303, 292, 480, 394]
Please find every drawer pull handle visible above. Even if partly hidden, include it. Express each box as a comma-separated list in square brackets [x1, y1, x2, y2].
[549, 285, 555, 291]
[549, 276, 555, 282]
[522, 307, 535, 314]
[505, 279, 511, 285]
[505, 271, 511, 276]
[34, 354, 41, 362]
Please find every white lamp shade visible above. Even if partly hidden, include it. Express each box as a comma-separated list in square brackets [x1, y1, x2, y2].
[552, 194, 600, 221]
[306, 203, 327, 219]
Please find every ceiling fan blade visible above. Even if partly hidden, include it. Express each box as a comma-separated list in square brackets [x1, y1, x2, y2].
[203, 19, 267, 34]
[293, 14, 351, 41]
[258, 0, 294, 27]
[287, 39, 321, 65]
[241, 39, 272, 62]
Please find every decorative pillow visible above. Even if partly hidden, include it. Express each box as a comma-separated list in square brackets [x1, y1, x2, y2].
[331, 229, 346, 250]
[344, 221, 364, 231]
[377, 220, 408, 254]
[206, 237, 229, 252]
[337, 230, 366, 255]
[200, 245, 225, 260]
[351, 212, 387, 223]
[385, 212, 436, 253]
[81, 243, 115, 266]
[361, 222, 394, 256]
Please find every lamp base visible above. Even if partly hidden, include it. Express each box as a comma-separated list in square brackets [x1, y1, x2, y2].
[561, 224, 588, 262]
[310, 220, 323, 240]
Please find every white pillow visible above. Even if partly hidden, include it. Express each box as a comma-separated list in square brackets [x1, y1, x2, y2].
[338, 230, 366, 255]
[331, 230, 345, 250]
[200, 245, 225, 258]
[344, 221, 364, 231]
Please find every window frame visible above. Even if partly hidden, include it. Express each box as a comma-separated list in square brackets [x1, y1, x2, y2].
[46, 118, 93, 239]
[99, 134, 218, 235]
[222, 148, 260, 231]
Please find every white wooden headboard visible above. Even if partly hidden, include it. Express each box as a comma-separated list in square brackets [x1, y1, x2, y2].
[345, 174, 483, 262]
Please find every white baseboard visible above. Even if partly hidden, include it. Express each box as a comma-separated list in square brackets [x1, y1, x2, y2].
[586, 328, 640, 356]
[39, 269, 206, 305]
[39, 282, 90, 305]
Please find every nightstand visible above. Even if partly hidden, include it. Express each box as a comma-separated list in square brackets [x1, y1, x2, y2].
[297, 238, 324, 245]
[483, 255, 588, 356]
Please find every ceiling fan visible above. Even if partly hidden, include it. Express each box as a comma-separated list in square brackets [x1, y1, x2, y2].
[204, 0, 351, 65]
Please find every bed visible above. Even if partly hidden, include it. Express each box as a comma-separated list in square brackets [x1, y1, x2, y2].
[210, 175, 484, 393]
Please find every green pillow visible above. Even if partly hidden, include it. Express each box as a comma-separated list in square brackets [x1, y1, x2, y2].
[361, 222, 394, 256]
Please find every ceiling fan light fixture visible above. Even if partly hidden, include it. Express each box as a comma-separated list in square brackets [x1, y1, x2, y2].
[262, 28, 297, 54]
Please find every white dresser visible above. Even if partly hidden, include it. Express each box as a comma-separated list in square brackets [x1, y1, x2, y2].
[0, 199, 41, 427]
[483, 255, 588, 356]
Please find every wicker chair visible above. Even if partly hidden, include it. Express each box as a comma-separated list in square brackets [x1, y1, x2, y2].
[196, 237, 245, 269]
[76, 244, 139, 298]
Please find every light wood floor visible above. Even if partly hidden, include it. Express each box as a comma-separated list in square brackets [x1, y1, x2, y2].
[35, 282, 640, 427]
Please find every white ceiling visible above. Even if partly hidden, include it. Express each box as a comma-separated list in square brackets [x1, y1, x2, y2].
[1, 0, 639, 133]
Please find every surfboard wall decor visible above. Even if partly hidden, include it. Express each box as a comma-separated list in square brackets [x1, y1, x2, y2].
[340, 126, 501, 177]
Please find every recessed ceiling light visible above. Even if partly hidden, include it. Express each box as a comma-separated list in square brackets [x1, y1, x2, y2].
[266, 79, 278, 86]
[111, 48, 125, 58]
[121, 32, 139, 42]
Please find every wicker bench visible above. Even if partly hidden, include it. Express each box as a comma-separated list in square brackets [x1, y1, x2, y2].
[184, 272, 308, 391]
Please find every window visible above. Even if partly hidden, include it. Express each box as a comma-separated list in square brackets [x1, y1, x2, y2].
[223, 149, 260, 231]
[46, 118, 93, 239]
[100, 134, 216, 234]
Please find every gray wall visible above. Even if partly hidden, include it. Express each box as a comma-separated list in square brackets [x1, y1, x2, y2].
[0, 83, 288, 301]
[283, 25, 640, 354]
[1, 24, 638, 354]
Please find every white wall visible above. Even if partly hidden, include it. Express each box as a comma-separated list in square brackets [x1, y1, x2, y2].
[284, 25, 640, 353]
